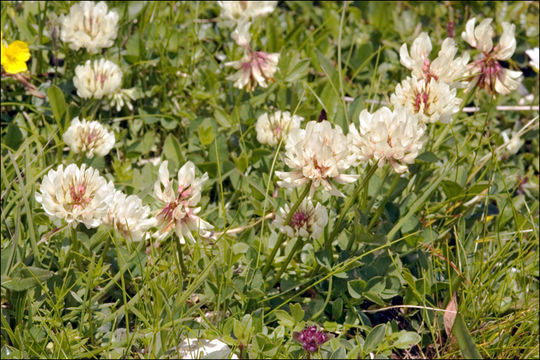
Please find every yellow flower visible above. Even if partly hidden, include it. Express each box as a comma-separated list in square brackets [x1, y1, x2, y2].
[1, 32, 31, 74]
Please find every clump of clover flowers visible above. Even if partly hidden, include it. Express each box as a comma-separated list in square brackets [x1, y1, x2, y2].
[293, 325, 331, 355]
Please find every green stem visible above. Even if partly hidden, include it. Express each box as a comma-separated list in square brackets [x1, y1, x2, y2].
[326, 164, 377, 252]
[100, 234, 112, 261]
[85, 254, 96, 345]
[367, 173, 401, 230]
[174, 235, 188, 277]
[70, 226, 82, 271]
[308, 165, 377, 277]
[311, 275, 333, 320]
[270, 237, 304, 288]
[262, 182, 311, 278]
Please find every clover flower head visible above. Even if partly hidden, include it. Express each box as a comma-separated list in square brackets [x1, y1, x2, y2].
[1, 31, 31, 74]
[63, 117, 115, 158]
[391, 76, 461, 124]
[256, 110, 303, 146]
[102, 190, 155, 242]
[73, 58, 122, 99]
[218, 1, 277, 23]
[273, 197, 328, 239]
[35, 164, 114, 228]
[461, 18, 522, 94]
[219, 1, 276, 47]
[400, 32, 470, 87]
[348, 106, 426, 173]
[153, 161, 213, 243]
[60, 1, 119, 53]
[293, 326, 331, 353]
[176, 338, 238, 359]
[276, 120, 359, 197]
[226, 50, 280, 91]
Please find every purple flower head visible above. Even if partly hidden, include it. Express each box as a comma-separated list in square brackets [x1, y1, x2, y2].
[293, 325, 331, 353]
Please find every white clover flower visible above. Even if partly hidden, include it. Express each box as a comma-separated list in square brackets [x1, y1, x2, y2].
[256, 110, 303, 146]
[226, 50, 280, 91]
[153, 161, 213, 244]
[175, 338, 238, 359]
[63, 117, 115, 158]
[526, 47, 539, 72]
[348, 107, 426, 173]
[60, 1, 119, 54]
[390, 76, 461, 124]
[73, 58, 122, 100]
[501, 130, 524, 156]
[104, 87, 138, 112]
[35, 163, 114, 228]
[276, 120, 359, 197]
[219, 1, 276, 47]
[461, 18, 522, 94]
[219, 1, 277, 23]
[400, 32, 470, 86]
[273, 198, 328, 239]
[102, 190, 155, 242]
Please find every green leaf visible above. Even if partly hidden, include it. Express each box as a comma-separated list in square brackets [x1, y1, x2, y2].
[47, 85, 66, 126]
[364, 291, 386, 306]
[163, 134, 185, 168]
[232, 152, 250, 173]
[4, 124, 24, 151]
[315, 49, 337, 79]
[416, 152, 440, 163]
[364, 323, 387, 353]
[441, 180, 464, 199]
[274, 310, 295, 328]
[453, 313, 481, 359]
[136, 131, 155, 155]
[285, 59, 310, 83]
[214, 108, 231, 128]
[124, 35, 140, 64]
[401, 215, 420, 234]
[332, 297, 343, 319]
[232, 243, 250, 255]
[347, 279, 366, 299]
[392, 331, 421, 349]
[1, 266, 54, 292]
[198, 119, 215, 146]
[315, 249, 332, 270]
[368, 2, 393, 32]
[290, 303, 304, 323]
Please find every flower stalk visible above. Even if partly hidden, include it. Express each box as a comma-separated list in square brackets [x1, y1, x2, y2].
[367, 172, 401, 230]
[270, 237, 304, 288]
[70, 226, 83, 271]
[174, 234, 189, 277]
[326, 164, 377, 254]
[262, 182, 311, 278]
